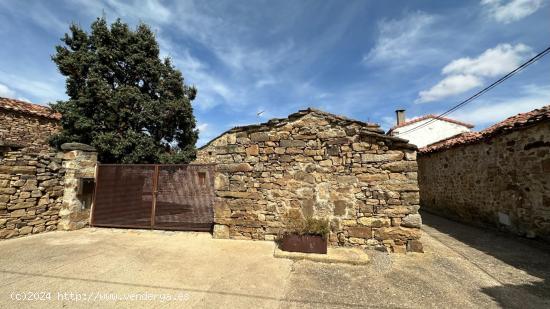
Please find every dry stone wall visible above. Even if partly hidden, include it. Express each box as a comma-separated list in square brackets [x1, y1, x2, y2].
[418, 122, 550, 241]
[0, 109, 59, 153]
[0, 152, 65, 239]
[196, 110, 423, 253]
[0, 144, 97, 239]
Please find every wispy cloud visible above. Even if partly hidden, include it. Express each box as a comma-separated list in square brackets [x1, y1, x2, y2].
[169, 48, 236, 111]
[0, 83, 16, 98]
[416, 43, 533, 103]
[71, 0, 172, 25]
[0, 71, 65, 104]
[481, 0, 545, 24]
[363, 11, 438, 66]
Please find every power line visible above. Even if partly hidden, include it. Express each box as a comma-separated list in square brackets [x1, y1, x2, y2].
[396, 45, 550, 136]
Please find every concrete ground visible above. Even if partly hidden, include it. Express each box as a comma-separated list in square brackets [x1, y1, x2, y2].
[0, 212, 549, 308]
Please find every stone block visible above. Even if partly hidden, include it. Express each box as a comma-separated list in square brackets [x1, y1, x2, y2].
[9, 209, 26, 217]
[0, 166, 36, 175]
[402, 214, 422, 228]
[0, 229, 18, 239]
[0, 188, 16, 195]
[362, 152, 404, 162]
[318, 130, 346, 139]
[212, 225, 230, 239]
[392, 244, 407, 254]
[347, 227, 372, 238]
[293, 171, 315, 184]
[280, 139, 305, 147]
[326, 137, 351, 145]
[377, 205, 419, 215]
[250, 132, 270, 142]
[404, 151, 417, 161]
[33, 225, 46, 233]
[19, 225, 33, 235]
[218, 163, 253, 173]
[374, 227, 421, 241]
[8, 201, 35, 210]
[333, 200, 349, 216]
[381, 161, 418, 172]
[407, 240, 424, 253]
[245, 145, 259, 156]
[358, 217, 390, 227]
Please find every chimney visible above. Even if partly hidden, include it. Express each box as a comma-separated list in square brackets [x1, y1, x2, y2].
[396, 109, 406, 126]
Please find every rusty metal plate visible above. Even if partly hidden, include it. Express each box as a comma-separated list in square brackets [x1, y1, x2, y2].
[92, 165, 155, 228]
[154, 165, 215, 231]
[92, 164, 215, 231]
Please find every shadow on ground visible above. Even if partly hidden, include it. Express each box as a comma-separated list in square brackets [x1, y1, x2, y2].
[421, 210, 550, 309]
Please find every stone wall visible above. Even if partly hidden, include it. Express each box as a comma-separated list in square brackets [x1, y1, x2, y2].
[58, 144, 98, 231]
[0, 109, 59, 153]
[418, 121, 550, 241]
[0, 144, 97, 239]
[196, 109, 423, 253]
[0, 152, 65, 239]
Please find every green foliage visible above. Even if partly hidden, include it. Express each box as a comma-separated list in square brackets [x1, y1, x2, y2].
[50, 17, 199, 163]
[284, 217, 330, 237]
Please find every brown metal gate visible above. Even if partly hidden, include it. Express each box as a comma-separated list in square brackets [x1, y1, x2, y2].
[91, 164, 216, 231]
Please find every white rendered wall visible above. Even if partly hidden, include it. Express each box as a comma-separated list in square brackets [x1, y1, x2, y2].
[392, 119, 471, 148]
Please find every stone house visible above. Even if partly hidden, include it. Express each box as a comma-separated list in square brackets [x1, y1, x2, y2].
[195, 108, 423, 253]
[0, 97, 60, 154]
[418, 105, 550, 241]
[388, 110, 474, 148]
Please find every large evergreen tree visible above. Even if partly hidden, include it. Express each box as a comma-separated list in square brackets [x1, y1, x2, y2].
[50, 17, 198, 163]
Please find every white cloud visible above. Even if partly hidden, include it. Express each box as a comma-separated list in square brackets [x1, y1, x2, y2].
[0, 83, 16, 98]
[255, 77, 278, 88]
[197, 122, 209, 132]
[363, 11, 437, 65]
[17, 97, 31, 103]
[442, 43, 532, 77]
[481, 0, 544, 23]
[417, 74, 483, 103]
[0, 70, 65, 103]
[416, 43, 532, 103]
[72, 0, 172, 25]
[452, 84, 550, 125]
[0, 83, 34, 103]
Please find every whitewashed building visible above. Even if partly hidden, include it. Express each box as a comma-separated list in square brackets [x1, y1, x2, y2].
[387, 110, 474, 148]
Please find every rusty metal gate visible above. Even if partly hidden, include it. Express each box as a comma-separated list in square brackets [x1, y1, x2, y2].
[91, 164, 216, 231]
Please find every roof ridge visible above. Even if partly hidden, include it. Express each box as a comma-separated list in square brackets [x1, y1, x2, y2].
[0, 97, 61, 120]
[199, 107, 385, 149]
[388, 114, 474, 132]
[420, 104, 550, 154]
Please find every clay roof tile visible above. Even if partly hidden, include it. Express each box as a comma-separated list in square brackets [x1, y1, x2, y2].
[420, 104, 550, 154]
[0, 97, 61, 120]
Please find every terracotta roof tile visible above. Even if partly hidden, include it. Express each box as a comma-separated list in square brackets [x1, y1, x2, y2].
[388, 114, 474, 133]
[420, 104, 550, 154]
[0, 97, 61, 120]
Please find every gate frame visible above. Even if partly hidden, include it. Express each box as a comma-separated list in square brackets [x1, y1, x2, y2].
[90, 163, 217, 231]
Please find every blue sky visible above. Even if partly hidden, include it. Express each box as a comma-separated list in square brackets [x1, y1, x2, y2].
[0, 0, 548, 146]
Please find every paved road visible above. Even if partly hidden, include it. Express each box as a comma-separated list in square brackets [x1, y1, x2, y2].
[0, 213, 549, 308]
